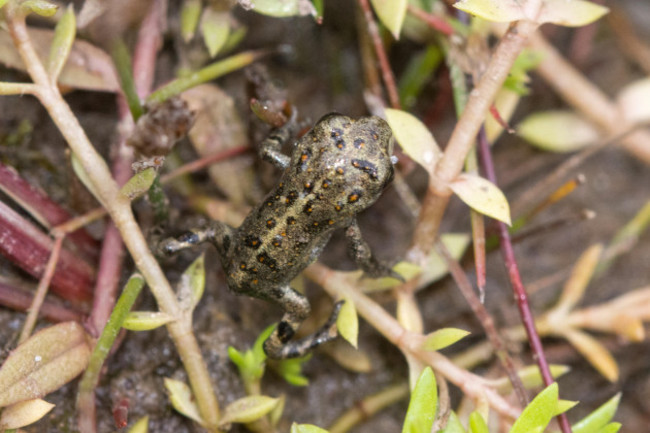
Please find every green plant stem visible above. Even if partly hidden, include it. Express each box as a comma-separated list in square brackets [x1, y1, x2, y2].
[111, 39, 144, 121]
[4, 6, 221, 430]
[147, 50, 268, 103]
[77, 274, 145, 432]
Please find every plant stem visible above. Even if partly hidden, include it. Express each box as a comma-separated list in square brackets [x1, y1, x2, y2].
[5, 5, 221, 429]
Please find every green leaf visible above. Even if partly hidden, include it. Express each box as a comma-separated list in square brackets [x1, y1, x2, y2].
[453, 0, 525, 23]
[370, 0, 408, 39]
[219, 395, 280, 426]
[555, 399, 578, 416]
[399, 45, 442, 109]
[449, 173, 511, 225]
[538, 0, 609, 27]
[269, 394, 285, 427]
[336, 298, 358, 348]
[503, 49, 544, 96]
[422, 328, 470, 351]
[245, 0, 316, 17]
[71, 152, 104, 207]
[0, 322, 90, 407]
[291, 423, 330, 433]
[201, 7, 230, 57]
[164, 378, 205, 426]
[518, 110, 599, 152]
[275, 355, 311, 387]
[0, 399, 54, 429]
[518, 364, 570, 390]
[0, 0, 7, 9]
[128, 416, 149, 433]
[597, 423, 621, 433]
[47, 4, 76, 81]
[385, 109, 441, 174]
[180, 0, 202, 42]
[402, 367, 437, 433]
[439, 411, 467, 433]
[21, 0, 58, 16]
[120, 168, 157, 200]
[509, 383, 558, 433]
[177, 253, 206, 310]
[573, 393, 621, 433]
[123, 311, 175, 331]
[468, 411, 489, 433]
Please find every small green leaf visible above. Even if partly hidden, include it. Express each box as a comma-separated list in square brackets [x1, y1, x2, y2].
[180, 0, 202, 42]
[122, 311, 175, 331]
[47, 4, 76, 81]
[219, 395, 279, 426]
[509, 383, 558, 433]
[518, 110, 599, 153]
[71, 153, 104, 207]
[21, 0, 58, 16]
[573, 393, 621, 433]
[177, 253, 206, 310]
[164, 378, 205, 426]
[539, 0, 609, 27]
[370, 0, 408, 39]
[422, 328, 470, 351]
[439, 411, 467, 433]
[385, 109, 441, 174]
[453, 0, 525, 23]
[0, 399, 54, 429]
[596, 423, 621, 433]
[201, 7, 230, 57]
[468, 411, 489, 433]
[336, 298, 358, 349]
[449, 173, 511, 225]
[269, 394, 285, 427]
[120, 168, 157, 200]
[291, 423, 330, 433]
[275, 355, 311, 386]
[402, 367, 437, 433]
[555, 399, 578, 416]
[245, 0, 316, 17]
[0, 322, 90, 407]
[518, 364, 570, 390]
[128, 415, 149, 433]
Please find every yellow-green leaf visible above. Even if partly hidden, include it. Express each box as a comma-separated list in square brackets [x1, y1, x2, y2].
[177, 253, 206, 310]
[539, 0, 609, 27]
[71, 153, 105, 207]
[402, 367, 437, 433]
[21, 0, 58, 16]
[563, 329, 619, 382]
[556, 399, 578, 416]
[245, 0, 316, 17]
[617, 77, 650, 125]
[518, 110, 599, 153]
[291, 423, 330, 433]
[180, 0, 202, 42]
[449, 173, 511, 225]
[120, 168, 156, 200]
[336, 298, 358, 349]
[385, 108, 441, 174]
[128, 415, 149, 433]
[468, 411, 489, 433]
[0, 322, 90, 407]
[219, 395, 280, 426]
[453, 0, 525, 23]
[422, 328, 470, 351]
[510, 383, 558, 433]
[0, 399, 54, 429]
[47, 4, 76, 81]
[517, 364, 570, 390]
[370, 0, 408, 39]
[573, 393, 621, 433]
[123, 311, 175, 331]
[201, 7, 230, 57]
[164, 378, 205, 426]
[269, 394, 285, 428]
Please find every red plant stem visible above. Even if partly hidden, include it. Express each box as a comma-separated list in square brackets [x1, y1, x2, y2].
[0, 162, 99, 260]
[0, 281, 82, 322]
[407, 4, 454, 36]
[160, 145, 251, 183]
[356, 0, 401, 109]
[0, 199, 94, 303]
[18, 234, 64, 343]
[476, 128, 572, 433]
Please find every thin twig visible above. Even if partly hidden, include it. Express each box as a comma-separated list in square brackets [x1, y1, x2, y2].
[18, 234, 64, 344]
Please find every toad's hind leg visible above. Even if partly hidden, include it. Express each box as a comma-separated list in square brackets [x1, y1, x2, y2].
[262, 285, 343, 359]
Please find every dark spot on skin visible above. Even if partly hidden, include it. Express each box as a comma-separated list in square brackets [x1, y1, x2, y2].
[336, 167, 345, 175]
[348, 190, 362, 203]
[304, 182, 313, 193]
[330, 128, 343, 138]
[244, 234, 262, 249]
[303, 200, 315, 214]
[351, 158, 378, 179]
[239, 263, 247, 270]
[335, 139, 346, 150]
[257, 252, 278, 269]
[335, 203, 343, 212]
[328, 219, 335, 225]
[372, 132, 379, 140]
[272, 235, 283, 247]
[287, 216, 296, 225]
[264, 198, 274, 207]
[354, 138, 365, 149]
[322, 179, 331, 189]
[299, 150, 311, 172]
[285, 190, 298, 205]
[316, 193, 325, 200]
[277, 321, 295, 342]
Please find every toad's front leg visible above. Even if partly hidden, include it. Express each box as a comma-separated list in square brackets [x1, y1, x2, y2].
[158, 220, 235, 258]
[345, 220, 403, 281]
[261, 284, 343, 359]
